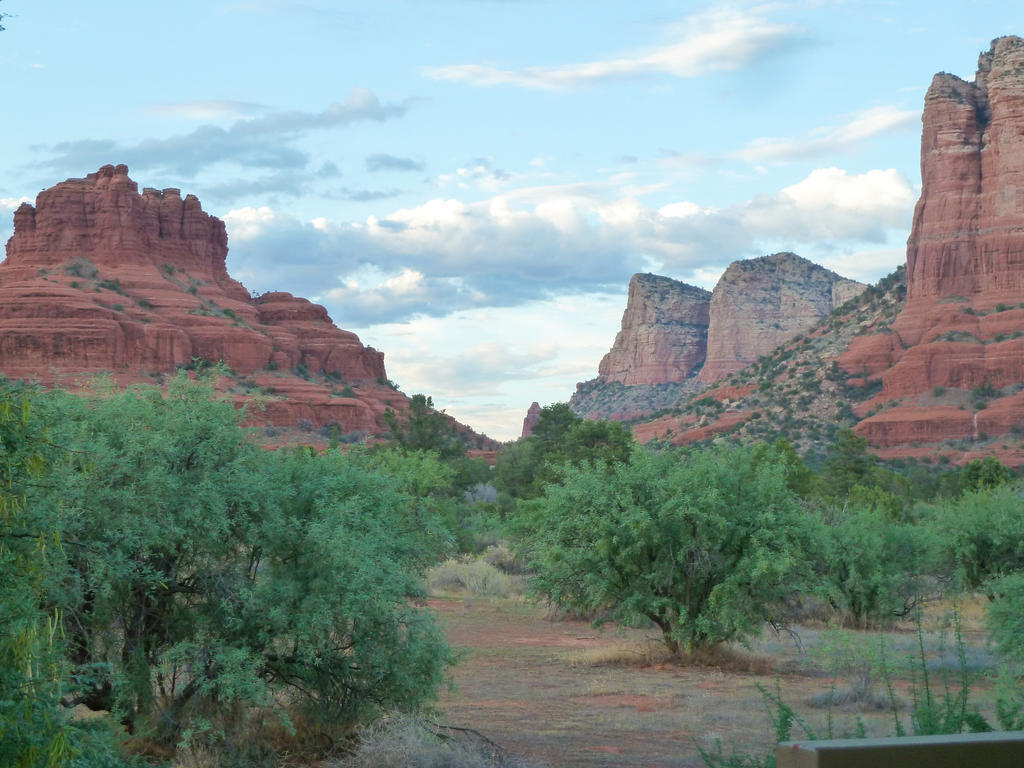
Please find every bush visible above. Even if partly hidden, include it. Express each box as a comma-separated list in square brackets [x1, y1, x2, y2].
[924, 485, 1024, 592]
[63, 258, 99, 278]
[524, 443, 817, 655]
[823, 506, 937, 626]
[20, 378, 452, 758]
[338, 714, 518, 768]
[428, 557, 518, 598]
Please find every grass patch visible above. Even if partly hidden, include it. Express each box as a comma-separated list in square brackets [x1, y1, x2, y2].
[334, 714, 537, 768]
[428, 557, 524, 598]
[566, 640, 673, 668]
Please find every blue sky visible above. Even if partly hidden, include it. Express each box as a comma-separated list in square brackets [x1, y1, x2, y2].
[0, 1, 1019, 439]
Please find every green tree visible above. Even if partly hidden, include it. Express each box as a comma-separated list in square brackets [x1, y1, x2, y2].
[383, 394, 466, 460]
[28, 377, 450, 755]
[924, 484, 1024, 594]
[962, 456, 1012, 493]
[524, 444, 815, 655]
[821, 428, 877, 497]
[986, 573, 1024, 663]
[0, 388, 77, 768]
[494, 404, 632, 500]
[823, 506, 937, 626]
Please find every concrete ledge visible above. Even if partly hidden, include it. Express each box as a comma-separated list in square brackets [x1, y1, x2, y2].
[777, 730, 1024, 768]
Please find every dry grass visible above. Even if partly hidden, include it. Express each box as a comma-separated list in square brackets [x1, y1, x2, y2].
[566, 639, 673, 668]
[330, 714, 543, 768]
[429, 595, 999, 768]
[679, 645, 778, 676]
[428, 557, 526, 598]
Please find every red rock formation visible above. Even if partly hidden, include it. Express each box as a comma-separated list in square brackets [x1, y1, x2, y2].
[521, 401, 542, 438]
[843, 36, 1024, 450]
[597, 274, 711, 386]
[0, 165, 403, 433]
[572, 256, 863, 422]
[698, 252, 866, 383]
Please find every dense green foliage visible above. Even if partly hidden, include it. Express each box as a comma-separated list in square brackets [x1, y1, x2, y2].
[494, 403, 632, 499]
[923, 484, 1024, 594]
[522, 443, 817, 654]
[1, 376, 453, 765]
[821, 506, 937, 626]
[383, 393, 467, 460]
[5, 377, 1024, 765]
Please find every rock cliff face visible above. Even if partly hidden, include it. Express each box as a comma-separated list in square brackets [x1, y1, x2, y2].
[619, 37, 1024, 466]
[842, 36, 1024, 450]
[698, 253, 866, 383]
[0, 165, 400, 433]
[571, 254, 864, 420]
[597, 274, 711, 386]
[521, 401, 542, 438]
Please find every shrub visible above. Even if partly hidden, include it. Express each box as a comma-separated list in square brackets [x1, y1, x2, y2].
[428, 557, 517, 598]
[97, 278, 125, 294]
[524, 443, 817, 655]
[63, 258, 98, 278]
[339, 714, 514, 768]
[23, 378, 452, 756]
[823, 506, 937, 626]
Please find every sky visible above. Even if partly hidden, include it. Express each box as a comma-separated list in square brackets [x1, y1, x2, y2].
[0, 1, 1020, 440]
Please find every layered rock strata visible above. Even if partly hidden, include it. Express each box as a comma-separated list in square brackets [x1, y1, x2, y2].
[0, 165, 399, 432]
[698, 252, 866, 383]
[597, 274, 711, 386]
[571, 255, 864, 420]
[843, 36, 1024, 448]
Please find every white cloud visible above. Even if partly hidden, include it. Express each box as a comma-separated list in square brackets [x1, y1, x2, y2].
[225, 167, 914, 326]
[422, 7, 806, 89]
[1, 196, 31, 211]
[223, 206, 287, 239]
[362, 294, 627, 440]
[734, 106, 919, 163]
[817, 248, 906, 285]
[780, 167, 914, 215]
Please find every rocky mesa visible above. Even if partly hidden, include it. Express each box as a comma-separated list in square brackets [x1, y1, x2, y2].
[570, 253, 865, 420]
[0, 164, 406, 434]
[619, 37, 1024, 466]
[698, 253, 866, 384]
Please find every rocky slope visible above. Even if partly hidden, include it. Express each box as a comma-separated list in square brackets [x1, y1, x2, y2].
[625, 36, 1024, 466]
[1, 165, 414, 436]
[570, 253, 865, 420]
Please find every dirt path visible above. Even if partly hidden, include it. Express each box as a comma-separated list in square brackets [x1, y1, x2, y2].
[432, 598, 809, 768]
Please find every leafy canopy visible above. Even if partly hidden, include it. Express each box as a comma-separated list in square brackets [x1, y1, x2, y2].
[523, 442, 816, 654]
[5, 375, 452, 761]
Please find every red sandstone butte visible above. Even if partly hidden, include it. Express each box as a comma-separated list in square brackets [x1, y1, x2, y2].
[597, 274, 711, 386]
[843, 36, 1024, 447]
[698, 252, 865, 384]
[521, 401, 542, 438]
[0, 164, 400, 432]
